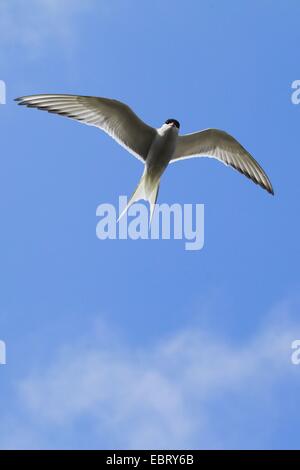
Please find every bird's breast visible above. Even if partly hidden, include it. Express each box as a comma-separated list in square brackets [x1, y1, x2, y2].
[146, 131, 178, 175]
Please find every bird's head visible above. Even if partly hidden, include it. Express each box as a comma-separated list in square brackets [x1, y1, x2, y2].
[164, 118, 180, 130]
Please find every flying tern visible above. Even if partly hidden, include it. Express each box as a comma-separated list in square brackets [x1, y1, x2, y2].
[15, 94, 274, 221]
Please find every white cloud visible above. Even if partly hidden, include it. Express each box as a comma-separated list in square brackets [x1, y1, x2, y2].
[11, 297, 300, 449]
[0, 0, 96, 58]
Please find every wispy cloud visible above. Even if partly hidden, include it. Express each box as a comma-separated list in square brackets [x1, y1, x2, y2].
[0, 0, 96, 58]
[3, 297, 297, 449]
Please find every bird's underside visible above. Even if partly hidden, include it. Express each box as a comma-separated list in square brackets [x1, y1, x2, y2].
[15, 94, 274, 201]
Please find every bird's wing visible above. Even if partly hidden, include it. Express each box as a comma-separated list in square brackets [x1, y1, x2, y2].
[172, 128, 274, 194]
[15, 94, 157, 162]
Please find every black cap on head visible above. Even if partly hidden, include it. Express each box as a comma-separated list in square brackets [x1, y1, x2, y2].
[165, 118, 180, 129]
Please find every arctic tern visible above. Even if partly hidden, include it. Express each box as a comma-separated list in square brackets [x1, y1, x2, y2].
[15, 94, 274, 221]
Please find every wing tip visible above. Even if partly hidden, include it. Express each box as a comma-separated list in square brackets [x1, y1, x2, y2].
[15, 96, 28, 106]
[264, 181, 274, 196]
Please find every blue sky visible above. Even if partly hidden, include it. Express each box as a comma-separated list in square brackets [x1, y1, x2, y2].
[0, 0, 300, 449]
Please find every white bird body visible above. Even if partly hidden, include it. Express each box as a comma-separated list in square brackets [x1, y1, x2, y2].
[144, 124, 178, 192]
[15, 94, 274, 223]
[122, 123, 179, 222]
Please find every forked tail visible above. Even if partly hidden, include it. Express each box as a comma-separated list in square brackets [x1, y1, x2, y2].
[117, 170, 160, 225]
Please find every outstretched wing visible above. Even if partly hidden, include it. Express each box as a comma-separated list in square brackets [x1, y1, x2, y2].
[172, 128, 274, 194]
[15, 94, 157, 162]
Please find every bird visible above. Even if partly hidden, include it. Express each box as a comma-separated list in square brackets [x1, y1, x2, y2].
[15, 94, 274, 221]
